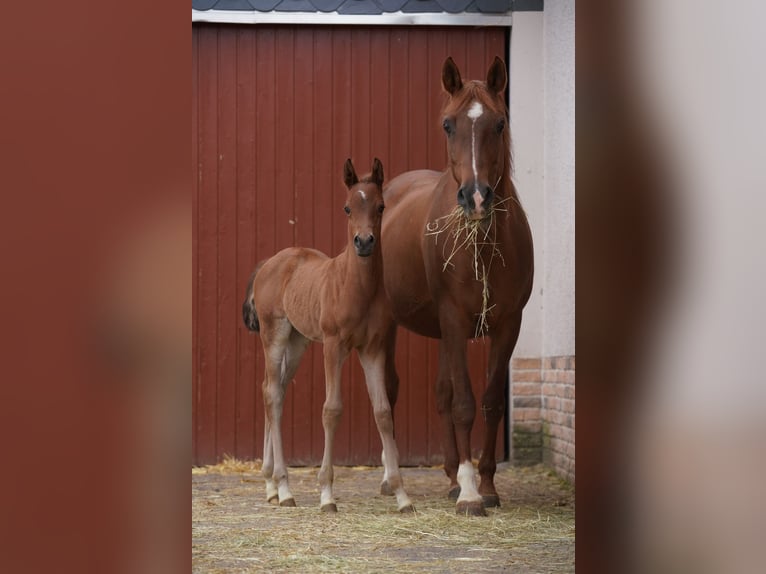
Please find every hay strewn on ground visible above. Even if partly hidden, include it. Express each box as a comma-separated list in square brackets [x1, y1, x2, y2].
[193, 459, 574, 573]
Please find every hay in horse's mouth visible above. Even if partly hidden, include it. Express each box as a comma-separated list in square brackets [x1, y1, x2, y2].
[425, 198, 511, 337]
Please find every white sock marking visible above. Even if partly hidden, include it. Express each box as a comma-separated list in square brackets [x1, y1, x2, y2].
[456, 461, 482, 503]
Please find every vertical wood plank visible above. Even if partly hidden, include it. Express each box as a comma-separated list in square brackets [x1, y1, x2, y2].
[235, 26, 257, 461]
[216, 27, 239, 460]
[196, 25, 219, 463]
[291, 27, 316, 464]
[311, 27, 334, 463]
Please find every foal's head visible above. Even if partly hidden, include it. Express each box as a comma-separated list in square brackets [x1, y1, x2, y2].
[342, 158, 385, 258]
[441, 56, 509, 221]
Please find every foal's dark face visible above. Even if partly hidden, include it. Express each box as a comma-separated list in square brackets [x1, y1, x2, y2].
[441, 57, 509, 221]
[343, 158, 385, 258]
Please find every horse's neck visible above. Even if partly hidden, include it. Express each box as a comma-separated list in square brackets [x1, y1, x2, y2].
[337, 246, 383, 296]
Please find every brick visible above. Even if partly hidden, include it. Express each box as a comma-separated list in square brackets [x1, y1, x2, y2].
[512, 357, 541, 369]
[561, 398, 575, 414]
[512, 369, 542, 383]
[513, 396, 541, 409]
[564, 384, 575, 399]
[512, 430, 543, 448]
[543, 369, 575, 384]
[513, 407, 541, 422]
[542, 396, 561, 411]
[513, 447, 542, 466]
[554, 356, 574, 370]
[542, 383, 567, 398]
[512, 421, 542, 434]
[512, 382, 541, 397]
[542, 357, 556, 370]
[566, 442, 576, 458]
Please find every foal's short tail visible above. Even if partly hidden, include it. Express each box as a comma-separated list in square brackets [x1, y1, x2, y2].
[242, 263, 263, 332]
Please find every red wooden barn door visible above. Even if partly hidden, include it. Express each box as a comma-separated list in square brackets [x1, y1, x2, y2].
[193, 24, 508, 466]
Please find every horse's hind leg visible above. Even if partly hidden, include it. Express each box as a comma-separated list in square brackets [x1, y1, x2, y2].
[317, 338, 348, 513]
[262, 411, 278, 503]
[360, 346, 414, 513]
[478, 312, 523, 508]
[261, 317, 297, 506]
[261, 329, 310, 505]
[380, 325, 400, 496]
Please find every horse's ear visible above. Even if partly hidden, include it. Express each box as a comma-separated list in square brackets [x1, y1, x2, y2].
[343, 158, 358, 188]
[371, 158, 384, 187]
[486, 56, 507, 95]
[442, 57, 463, 95]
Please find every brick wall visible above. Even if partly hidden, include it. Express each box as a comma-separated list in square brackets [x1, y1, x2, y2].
[510, 356, 575, 483]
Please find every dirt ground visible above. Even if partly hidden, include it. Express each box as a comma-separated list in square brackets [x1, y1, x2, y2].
[192, 461, 574, 573]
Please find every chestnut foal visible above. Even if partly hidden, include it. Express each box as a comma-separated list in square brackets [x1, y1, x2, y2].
[242, 158, 413, 513]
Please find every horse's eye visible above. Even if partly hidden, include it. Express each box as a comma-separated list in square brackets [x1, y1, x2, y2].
[378, 204, 385, 214]
[495, 118, 506, 134]
[442, 119, 453, 135]
[344, 205, 350, 215]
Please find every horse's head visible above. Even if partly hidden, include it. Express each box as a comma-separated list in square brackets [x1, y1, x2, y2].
[343, 158, 385, 257]
[441, 56, 509, 221]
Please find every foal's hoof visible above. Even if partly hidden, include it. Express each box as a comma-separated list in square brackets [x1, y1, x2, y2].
[482, 494, 501, 508]
[380, 481, 394, 496]
[448, 486, 461, 500]
[267, 494, 279, 505]
[456, 500, 487, 517]
[398, 504, 416, 514]
[279, 498, 296, 507]
[320, 503, 338, 513]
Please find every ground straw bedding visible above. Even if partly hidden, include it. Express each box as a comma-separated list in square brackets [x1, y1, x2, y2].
[193, 457, 574, 573]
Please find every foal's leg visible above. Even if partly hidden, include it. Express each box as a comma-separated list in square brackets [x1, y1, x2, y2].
[262, 407, 278, 503]
[439, 306, 485, 516]
[380, 325, 400, 496]
[359, 347, 414, 513]
[317, 338, 347, 513]
[261, 319, 297, 506]
[478, 312, 522, 508]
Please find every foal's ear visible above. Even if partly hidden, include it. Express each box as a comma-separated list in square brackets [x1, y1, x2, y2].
[486, 56, 507, 95]
[371, 158, 384, 187]
[442, 57, 463, 95]
[343, 158, 358, 188]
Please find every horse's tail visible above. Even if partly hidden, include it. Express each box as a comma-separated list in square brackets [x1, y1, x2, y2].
[242, 262, 264, 332]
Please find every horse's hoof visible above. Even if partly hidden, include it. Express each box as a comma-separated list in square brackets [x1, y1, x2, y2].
[320, 503, 338, 513]
[482, 494, 501, 508]
[448, 486, 461, 500]
[267, 495, 279, 505]
[398, 504, 416, 514]
[380, 481, 394, 496]
[279, 498, 296, 507]
[456, 500, 487, 517]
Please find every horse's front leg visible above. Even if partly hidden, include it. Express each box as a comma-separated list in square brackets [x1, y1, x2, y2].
[359, 345, 414, 513]
[379, 324, 400, 496]
[440, 306, 486, 516]
[435, 343, 460, 499]
[478, 311, 523, 508]
[317, 338, 347, 513]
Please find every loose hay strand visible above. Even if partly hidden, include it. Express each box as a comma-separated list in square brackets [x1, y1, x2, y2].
[425, 196, 512, 337]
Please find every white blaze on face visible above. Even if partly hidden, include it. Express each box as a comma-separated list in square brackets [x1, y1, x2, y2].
[358, 189, 366, 201]
[466, 101, 484, 211]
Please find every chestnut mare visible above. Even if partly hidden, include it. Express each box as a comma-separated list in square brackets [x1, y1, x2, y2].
[242, 158, 413, 514]
[381, 57, 534, 516]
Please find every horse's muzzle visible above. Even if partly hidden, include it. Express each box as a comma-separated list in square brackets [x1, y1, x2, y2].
[354, 234, 375, 257]
[458, 184, 493, 220]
